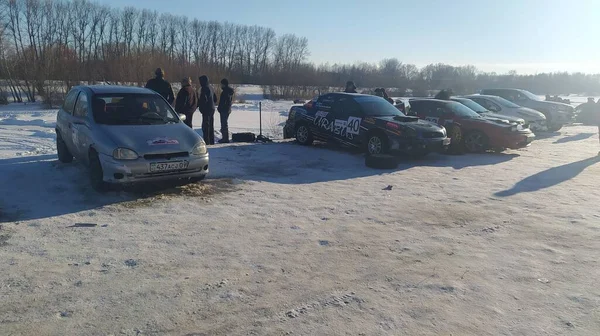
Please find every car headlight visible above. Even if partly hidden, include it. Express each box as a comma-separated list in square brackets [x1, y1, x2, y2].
[510, 125, 524, 132]
[113, 148, 139, 160]
[191, 142, 207, 155]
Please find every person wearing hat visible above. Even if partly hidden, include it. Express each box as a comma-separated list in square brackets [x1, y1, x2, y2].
[344, 81, 357, 93]
[175, 77, 198, 128]
[145, 68, 175, 105]
[217, 78, 235, 143]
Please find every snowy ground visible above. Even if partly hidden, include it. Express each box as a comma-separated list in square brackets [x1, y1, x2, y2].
[1, 100, 600, 335]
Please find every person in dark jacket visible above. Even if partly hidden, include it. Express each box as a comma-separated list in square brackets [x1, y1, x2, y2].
[217, 78, 235, 143]
[145, 68, 175, 105]
[175, 77, 198, 128]
[344, 81, 357, 93]
[198, 75, 218, 145]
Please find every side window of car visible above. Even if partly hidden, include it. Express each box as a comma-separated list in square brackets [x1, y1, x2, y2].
[316, 94, 335, 112]
[63, 90, 79, 115]
[73, 93, 89, 118]
[334, 97, 361, 118]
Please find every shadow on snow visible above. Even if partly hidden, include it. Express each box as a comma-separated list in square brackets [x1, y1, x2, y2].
[552, 132, 596, 144]
[0, 141, 520, 221]
[495, 156, 600, 197]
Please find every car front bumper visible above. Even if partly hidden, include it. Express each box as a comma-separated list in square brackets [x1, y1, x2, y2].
[529, 120, 548, 132]
[99, 153, 209, 184]
[494, 132, 535, 149]
[390, 137, 451, 155]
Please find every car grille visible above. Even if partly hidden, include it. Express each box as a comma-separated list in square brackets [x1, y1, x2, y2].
[422, 131, 445, 139]
[143, 152, 189, 160]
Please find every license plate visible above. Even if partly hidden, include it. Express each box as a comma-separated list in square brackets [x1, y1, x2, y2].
[443, 138, 451, 145]
[149, 161, 189, 173]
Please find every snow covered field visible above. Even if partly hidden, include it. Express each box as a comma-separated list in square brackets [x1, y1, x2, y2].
[1, 97, 600, 335]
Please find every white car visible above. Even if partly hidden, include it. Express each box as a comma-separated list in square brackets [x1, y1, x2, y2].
[464, 94, 548, 132]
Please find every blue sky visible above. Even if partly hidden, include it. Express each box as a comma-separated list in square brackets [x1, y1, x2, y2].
[98, 0, 600, 74]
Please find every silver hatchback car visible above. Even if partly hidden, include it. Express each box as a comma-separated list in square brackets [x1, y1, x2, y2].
[55, 85, 209, 191]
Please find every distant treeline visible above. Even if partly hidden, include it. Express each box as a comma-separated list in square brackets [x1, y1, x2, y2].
[0, 0, 599, 103]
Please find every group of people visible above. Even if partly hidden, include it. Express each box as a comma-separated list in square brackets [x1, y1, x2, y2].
[145, 68, 234, 144]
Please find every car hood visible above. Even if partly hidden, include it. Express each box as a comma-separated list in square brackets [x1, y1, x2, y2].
[515, 107, 546, 121]
[376, 115, 444, 131]
[98, 123, 202, 155]
[534, 100, 574, 112]
[479, 112, 524, 125]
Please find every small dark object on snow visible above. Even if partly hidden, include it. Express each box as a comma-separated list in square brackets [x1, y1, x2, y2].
[383, 185, 393, 191]
[74, 280, 83, 287]
[293, 99, 306, 104]
[232, 132, 256, 143]
[256, 134, 273, 143]
[101, 224, 108, 228]
[124, 259, 138, 267]
[59, 311, 72, 318]
[319, 240, 330, 246]
[365, 154, 399, 169]
[68, 223, 97, 228]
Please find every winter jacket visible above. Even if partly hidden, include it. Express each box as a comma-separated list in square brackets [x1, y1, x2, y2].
[344, 88, 358, 93]
[145, 76, 175, 104]
[218, 86, 235, 114]
[174, 84, 198, 115]
[198, 75, 217, 115]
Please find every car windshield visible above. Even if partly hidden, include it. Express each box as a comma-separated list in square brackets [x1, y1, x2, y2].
[92, 93, 179, 125]
[491, 96, 521, 108]
[454, 98, 487, 113]
[355, 96, 405, 116]
[447, 101, 481, 118]
[520, 90, 541, 101]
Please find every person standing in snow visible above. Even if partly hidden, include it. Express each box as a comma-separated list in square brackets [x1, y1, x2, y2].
[217, 78, 235, 143]
[344, 81, 358, 93]
[174, 77, 198, 128]
[145, 68, 175, 105]
[198, 75, 217, 145]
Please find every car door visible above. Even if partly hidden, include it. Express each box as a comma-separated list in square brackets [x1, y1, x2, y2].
[330, 96, 364, 147]
[57, 90, 79, 149]
[70, 91, 92, 163]
[311, 94, 337, 140]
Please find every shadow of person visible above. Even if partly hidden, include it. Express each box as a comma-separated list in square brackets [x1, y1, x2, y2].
[495, 156, 600, 197]
[553, 133, 596, 144]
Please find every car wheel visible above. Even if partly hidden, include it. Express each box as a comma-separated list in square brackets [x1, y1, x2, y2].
[56, 132, 73, 163]
[464, 131, 489, 153]
[89, 151, 108, 192]
[365, 154, 398, 169]
[295, 124, 313, 146]
[366, 133, 389, 155]
[547, 124, 563, 132]
[447, 125, 464, 154]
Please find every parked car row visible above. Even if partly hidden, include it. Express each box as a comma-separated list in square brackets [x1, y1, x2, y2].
[284, 87, 578, 158]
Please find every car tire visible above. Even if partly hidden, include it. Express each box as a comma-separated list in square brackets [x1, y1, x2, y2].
[464, 131, 489, 153]
[366, 132, 389, 155]
[89, 151, 108, 192]
[447, 125, 464, 154]
[547, 124, 563, 132]
[56, 132, 73, 163]
[365, 154, 399, 169]
[295, 123, 313, 146]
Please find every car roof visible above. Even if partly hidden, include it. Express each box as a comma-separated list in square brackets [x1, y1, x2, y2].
[76, 85, 156, 95]
[464, 94, 504, 100]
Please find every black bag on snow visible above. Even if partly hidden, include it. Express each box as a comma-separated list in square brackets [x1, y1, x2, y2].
[232, 132, 256, 143]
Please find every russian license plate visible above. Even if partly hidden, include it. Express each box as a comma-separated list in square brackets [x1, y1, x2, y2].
[443, 138, 451, 145]
[149, 161, 189, 173]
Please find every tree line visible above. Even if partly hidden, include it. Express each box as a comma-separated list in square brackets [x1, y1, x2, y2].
[0, 0, 599, 104]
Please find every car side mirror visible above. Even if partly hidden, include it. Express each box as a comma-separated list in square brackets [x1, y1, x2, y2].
[179, 114, 187, 121]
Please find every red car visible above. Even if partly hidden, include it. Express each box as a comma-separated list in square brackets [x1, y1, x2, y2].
[409, 99, 535, 153]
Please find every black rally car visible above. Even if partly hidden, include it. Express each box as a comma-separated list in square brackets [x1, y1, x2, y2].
[283, 93, 450, 157]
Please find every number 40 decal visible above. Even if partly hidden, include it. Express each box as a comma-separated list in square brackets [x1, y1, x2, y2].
[347, 117, 361, 135]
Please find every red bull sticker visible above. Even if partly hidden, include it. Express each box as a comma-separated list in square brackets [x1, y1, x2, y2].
[147, 137, 179, 146]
